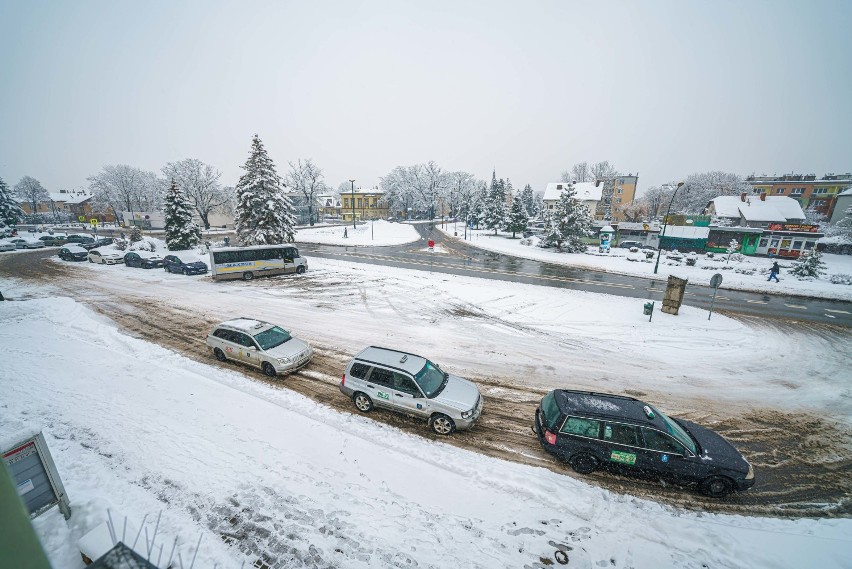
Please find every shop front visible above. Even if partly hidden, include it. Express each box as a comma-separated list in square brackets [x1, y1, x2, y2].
[706, 227, 763, 255]
[755, 224, 823, 258]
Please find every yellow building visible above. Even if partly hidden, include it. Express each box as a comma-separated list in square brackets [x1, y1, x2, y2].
[340, 188, 388, 222]
[601, 175, 638, 222]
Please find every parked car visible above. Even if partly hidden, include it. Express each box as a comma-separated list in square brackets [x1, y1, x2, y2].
[58, 245, 89, 261]
[618, 240, 645, 249]
[87, 249, 124, 265]
[206, 318, 313, 377]
[65, 234, 95, 246]
[38, 234, 67, 246]
[340, 346, 483, 435]
[0, 240, 17, 252]
[534, 389, 755, 498]
[81, 237, 114, 250]
[124, 251, 164, 269]
[163, 254, 208, 275]
[7, 237, 46, 249]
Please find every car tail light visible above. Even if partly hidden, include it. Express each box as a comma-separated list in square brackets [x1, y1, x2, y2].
[544, 430, 557, 445]
[341, 373, 346, 386]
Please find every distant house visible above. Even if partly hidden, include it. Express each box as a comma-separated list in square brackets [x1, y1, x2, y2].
[18, 191, 114, 222]
[340, 188, 387, 222]
[542, 182, 601, 218]
[706, 194, 805, 228]
[316, 194, 340, 220]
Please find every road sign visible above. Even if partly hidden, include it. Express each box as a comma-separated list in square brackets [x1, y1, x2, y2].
[428, 239, 434, 251]
[77, 215, 85, 222]
[90, 219, 98, 226]
[708, 273, 723, 320]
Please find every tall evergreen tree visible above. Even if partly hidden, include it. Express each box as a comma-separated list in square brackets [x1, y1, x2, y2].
[0, 176, 24, 226]
[538, 182, 593, 252]
[506, 194, 529, 238]
[482, 171, 508, 234]
[520, 184, 535, 216]
[163, 180, 201, 250]
[234, 134, 296, 245]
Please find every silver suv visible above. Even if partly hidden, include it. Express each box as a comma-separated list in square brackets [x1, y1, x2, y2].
[340, 346, 483, 435]
[206, 318, 313, 377]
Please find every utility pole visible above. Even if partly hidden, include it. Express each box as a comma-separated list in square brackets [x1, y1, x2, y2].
[349, 179, 356, 229]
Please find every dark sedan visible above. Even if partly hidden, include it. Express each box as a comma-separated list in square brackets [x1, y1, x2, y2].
[124, 251, 165, 269]
[58, 245, 89, 261]
[535, 389, 755, 498]
[82, 237, 115, 251]
[163, 254, 208, 275]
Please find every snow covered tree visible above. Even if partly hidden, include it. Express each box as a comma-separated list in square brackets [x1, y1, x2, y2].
[790, 249, 827, 279]
[668, 171, 751, 214]
[520, 184, 535, 216]
[14, 175, 49, 214]
[505, 195, 529, 238]
[129, 225, 142, 243]
[88, 165, 163, 221]
[234, 134, 296, 245]
[161, 159, 229, 230]
[726, 239, 739, 264]
[482, 171, 507, 234]
[284, 158, 328, 226]
[0, 176, 24, 225]
[163, 180, 201, 250]
[538, 182, 593, 252]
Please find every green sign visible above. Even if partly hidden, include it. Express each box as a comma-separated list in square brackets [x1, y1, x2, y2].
[610, 450, 637, 466]
[377, 391, 390, 400]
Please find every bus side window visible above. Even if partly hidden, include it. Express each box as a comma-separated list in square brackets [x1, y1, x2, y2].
[282, 248, 293, 262]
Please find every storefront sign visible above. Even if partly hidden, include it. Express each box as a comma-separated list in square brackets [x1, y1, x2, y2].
[767, 223, 818, 232]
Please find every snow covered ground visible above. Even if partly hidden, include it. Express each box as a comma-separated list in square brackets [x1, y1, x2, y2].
[2, 297, 851, 569]
[441, 227, 852, 301]
[295, 220, 420, 247]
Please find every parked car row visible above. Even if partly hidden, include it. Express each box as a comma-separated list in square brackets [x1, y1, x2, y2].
[204, 319, 755, 498]
[54, 247, 208, 275]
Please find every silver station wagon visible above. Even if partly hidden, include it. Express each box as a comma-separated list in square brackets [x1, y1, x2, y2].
[340, 346, 483, 435]
[206, 318, 313, 377]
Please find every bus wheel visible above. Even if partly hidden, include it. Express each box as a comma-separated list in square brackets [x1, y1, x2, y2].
[296, 265, 306, 274]
[243, 271, 254, 281]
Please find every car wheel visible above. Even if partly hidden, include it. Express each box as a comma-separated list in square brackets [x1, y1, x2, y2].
[243, 271, 254, 281]
[89, 258, 93, 263]
[296, 265, 306, 274]
[101, 259, 106, 264]
[182, 268, 188, 275]
[569, 453, 599, 475]
[213, 348, 227, 362]
[353, 392, 373, 413]
[701, 476, 734, 498]
[430, 414, 455, 435]
[261, 362, 276, 377]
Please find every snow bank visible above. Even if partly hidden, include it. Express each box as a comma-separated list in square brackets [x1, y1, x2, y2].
[296, 220, 419, 246]
[2, 298, 851, 569]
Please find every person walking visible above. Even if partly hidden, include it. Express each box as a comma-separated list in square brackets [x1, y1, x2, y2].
[767, 260, 780, 282]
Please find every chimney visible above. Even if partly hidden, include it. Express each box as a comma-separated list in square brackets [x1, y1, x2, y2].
[760, 193, 766, 201]
[740, 192, 747, 202]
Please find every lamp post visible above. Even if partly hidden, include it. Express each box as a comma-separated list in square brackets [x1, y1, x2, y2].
[349, 179, 356, 229]
[654, 182, 685, 274]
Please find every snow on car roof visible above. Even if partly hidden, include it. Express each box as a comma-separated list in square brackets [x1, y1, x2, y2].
[556, 390, 662, 426]
[64, 245, 88, 252]
[127, 250, 162, 258]
[220, 318, 272, 332]
[356, 346, 428, 376]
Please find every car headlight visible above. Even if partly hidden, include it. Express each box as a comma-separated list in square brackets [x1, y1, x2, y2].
[277, 357, 291, 364]
[461, 409, 474, 419]
[745, 462, 754, 480]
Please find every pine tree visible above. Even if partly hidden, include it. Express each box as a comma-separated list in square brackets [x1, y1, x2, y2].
[520, 184, 535, 216]
[234, 134, 296, 245]
[0, 176, 24, 226]
[164, 180, 201, 251]
[506, 195, 529, 238]
[726, 239, 739, 264]
[129, 225, 143, 243]
[538, 182, 593, 252]
[482, 171, 507, 234]
[790, 249, 827, 279]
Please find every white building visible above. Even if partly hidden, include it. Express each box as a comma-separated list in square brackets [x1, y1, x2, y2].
[706, 195, 805, 228]
[542, 182, 601, 218]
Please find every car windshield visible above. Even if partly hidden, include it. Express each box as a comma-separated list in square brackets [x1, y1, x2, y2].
[253, 326, 291, 350]
[654, 407, 697, 454]
[414, 360, 448, 398]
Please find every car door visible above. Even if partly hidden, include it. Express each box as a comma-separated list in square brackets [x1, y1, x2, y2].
[637, 427, 702, 483]
[364, 366, 395, 409]
[390, 371, 429, 418]
[602, 421, 643, 473]
[281, 247, 296, 274]
[234, 332, 261, 368]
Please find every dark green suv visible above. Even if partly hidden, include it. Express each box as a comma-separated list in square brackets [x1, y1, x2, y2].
[535, 390, 755, 498]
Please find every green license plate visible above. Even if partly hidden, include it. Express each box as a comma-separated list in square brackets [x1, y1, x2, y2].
[610, 451, 637, 466]
[377, 391, 390, 400]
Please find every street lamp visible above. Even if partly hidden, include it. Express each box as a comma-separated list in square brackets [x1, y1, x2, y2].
[349, 179, 356, 229]
[654, 182, 686, 274]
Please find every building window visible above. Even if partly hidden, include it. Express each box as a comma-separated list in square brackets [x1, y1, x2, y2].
[617, 189, 623, 194]
[791, 188, 804, 195]
[813, 188, 828, 194]
[616, 198, 622, 203]
[775, 188, 785, 194]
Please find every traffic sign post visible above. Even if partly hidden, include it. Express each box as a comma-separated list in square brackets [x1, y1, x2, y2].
[708, 273, 723, 320]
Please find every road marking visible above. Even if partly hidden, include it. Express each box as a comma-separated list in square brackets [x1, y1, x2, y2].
[825, 309, 851, 315]
[784, 304, 807, 310]
[716, 297, 731, 300]
[826, 314, 836, 318]
[746, 299, 768, 305]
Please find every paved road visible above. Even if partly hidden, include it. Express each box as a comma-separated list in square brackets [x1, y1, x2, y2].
[298, 224, 852, 327]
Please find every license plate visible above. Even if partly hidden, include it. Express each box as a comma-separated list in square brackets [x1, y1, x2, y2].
[610, 451, 637, 466]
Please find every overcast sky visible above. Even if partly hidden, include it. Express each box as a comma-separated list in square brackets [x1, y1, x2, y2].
[1, 0, 850, 196]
